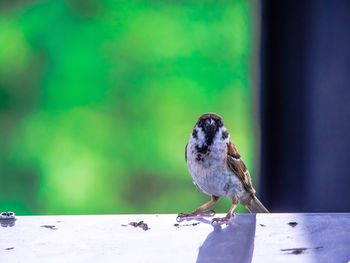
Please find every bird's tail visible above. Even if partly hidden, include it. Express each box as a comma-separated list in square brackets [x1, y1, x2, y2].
[245, 196, 269, 213]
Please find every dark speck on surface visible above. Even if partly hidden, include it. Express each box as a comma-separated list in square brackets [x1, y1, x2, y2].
[260, 224, 266, 227]
[128, 221, 150, 231]
[291, 248, 306, 255]
[288, 222, 298, 227]
[281, 248, 307, 254]
[174, 222, 200, 227]
[281, 246, 323, 255]
[5, 247, 14, 250]
[40, 225, 57, 230]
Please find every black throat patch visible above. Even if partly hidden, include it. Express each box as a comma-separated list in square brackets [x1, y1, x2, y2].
[195, 144, 209, 154]
[194, 129, 216, 155]
[192, 116, 223, 157]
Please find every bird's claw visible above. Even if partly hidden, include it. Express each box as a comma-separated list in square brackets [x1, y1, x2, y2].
[176, 209, 216, 222]
[211, 212, 235, 224]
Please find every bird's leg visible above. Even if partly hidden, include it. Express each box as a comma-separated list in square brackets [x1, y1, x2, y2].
[177, 196, 219, 221]
[212, 196, 238, 224]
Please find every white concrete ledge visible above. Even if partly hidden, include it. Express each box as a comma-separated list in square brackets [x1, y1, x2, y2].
[1, 213, 349, 263]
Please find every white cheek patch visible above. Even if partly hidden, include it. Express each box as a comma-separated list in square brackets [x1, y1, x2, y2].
[195, 127, 206, 147]
[224, 128, 230, 140]
[214, 127, 230, 144]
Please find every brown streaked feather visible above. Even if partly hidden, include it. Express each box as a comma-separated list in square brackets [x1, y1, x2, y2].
[227, 140, 241, 158]
[227, 140, 255, 194]
[185, 143, 188, 163]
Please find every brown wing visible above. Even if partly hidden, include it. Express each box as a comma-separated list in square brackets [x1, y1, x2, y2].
[227, 140, 255, 194]
[185, 143, 188, 163]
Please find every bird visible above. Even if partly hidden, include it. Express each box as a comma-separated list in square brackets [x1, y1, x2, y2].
[177, 113, 269, 223]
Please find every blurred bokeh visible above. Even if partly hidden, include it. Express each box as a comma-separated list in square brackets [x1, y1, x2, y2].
[0, 0, 255, 215]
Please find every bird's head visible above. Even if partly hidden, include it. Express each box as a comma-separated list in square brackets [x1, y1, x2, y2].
[192, 113, 229, 147]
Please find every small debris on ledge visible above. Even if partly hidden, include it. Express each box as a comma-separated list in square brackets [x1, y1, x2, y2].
[281, 246, 323, 255]
[288, 222, 298, 227]
[122, 221, 150, 231]
[40, 225, 58, 230]
[174, 222, 200, 227]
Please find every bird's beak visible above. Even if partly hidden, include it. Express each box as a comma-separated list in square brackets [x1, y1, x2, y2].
[205, 119, 217, 134]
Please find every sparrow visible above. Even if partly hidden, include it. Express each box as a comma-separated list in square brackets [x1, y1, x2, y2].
[177, 113, 269, 223]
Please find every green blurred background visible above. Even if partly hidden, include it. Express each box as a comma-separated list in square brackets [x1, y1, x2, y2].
[0, 0, 254, 215]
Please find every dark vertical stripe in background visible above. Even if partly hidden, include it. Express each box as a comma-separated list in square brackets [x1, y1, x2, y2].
[260, 0, 350, 212]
